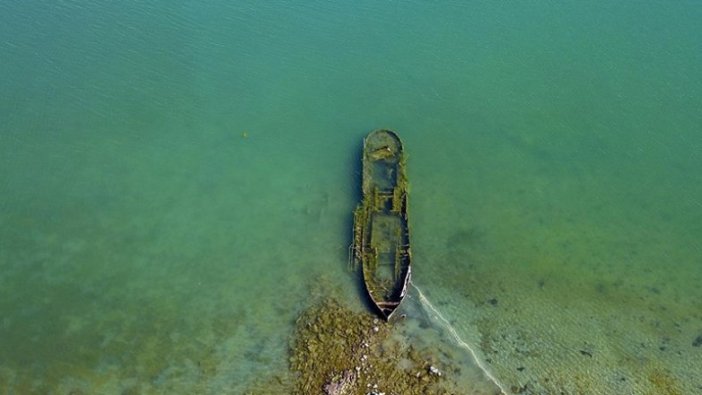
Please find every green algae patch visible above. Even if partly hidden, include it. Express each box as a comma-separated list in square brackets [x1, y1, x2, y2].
[288, 298, 450, 395]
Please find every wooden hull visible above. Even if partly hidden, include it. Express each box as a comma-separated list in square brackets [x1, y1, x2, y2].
[352, 129, 411, 320]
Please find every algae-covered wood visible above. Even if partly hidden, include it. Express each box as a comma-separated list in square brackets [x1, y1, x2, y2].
[351, 129, 411, 320]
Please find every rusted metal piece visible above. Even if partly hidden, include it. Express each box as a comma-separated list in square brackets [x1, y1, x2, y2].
[351, 129, 412, 321]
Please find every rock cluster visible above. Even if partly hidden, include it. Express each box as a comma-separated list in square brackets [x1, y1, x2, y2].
[288, 298, 453, 395]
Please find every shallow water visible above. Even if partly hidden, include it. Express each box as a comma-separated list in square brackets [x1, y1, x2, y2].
[1, 1, 701, 393]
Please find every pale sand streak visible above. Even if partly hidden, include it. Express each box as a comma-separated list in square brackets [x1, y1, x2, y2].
[411, 283, 509, 395]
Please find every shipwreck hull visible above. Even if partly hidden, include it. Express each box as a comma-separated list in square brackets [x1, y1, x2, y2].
[352, 129, 411, 320]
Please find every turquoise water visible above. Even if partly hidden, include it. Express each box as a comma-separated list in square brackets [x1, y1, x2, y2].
[1, 1, 701, 393]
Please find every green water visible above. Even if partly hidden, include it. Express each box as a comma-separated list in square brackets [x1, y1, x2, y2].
[1, 1, 701, 393]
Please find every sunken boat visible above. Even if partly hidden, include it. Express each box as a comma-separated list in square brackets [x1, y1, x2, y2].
[351, 129, 411, 320]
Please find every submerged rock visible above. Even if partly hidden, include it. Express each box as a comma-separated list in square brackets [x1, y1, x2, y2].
[323, 369, 356, 395]
[288, 298, 452, 395]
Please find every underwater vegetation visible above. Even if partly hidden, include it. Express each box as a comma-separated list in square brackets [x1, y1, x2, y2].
[246, 296, 481, 395]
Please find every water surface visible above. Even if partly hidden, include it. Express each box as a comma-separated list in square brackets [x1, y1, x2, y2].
[1, 1, 701, 393]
